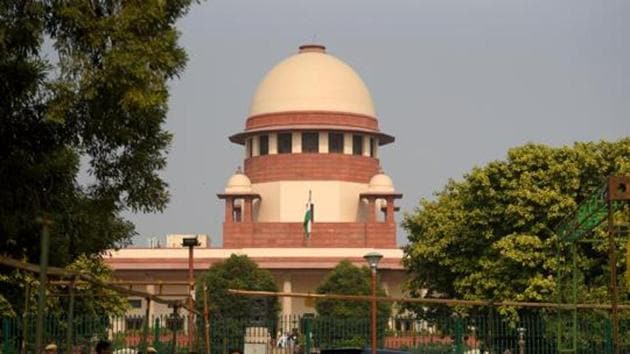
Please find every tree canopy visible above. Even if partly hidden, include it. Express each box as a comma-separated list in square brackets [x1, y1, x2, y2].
[314, 260, 391, 348]
[315, 260, 390, 318]
[402, 140, 630, 315]
[196, 254, 280, 321]
[0, 0, 194, 314]
[0, 255, 128, 318]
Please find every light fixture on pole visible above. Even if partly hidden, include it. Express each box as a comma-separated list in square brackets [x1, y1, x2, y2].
[183, 236, 200, 354]
[364, 252, 383, 270]
[363, 251, 383, 354]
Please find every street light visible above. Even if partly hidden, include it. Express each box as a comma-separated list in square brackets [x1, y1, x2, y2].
[183, 236, 200, 354]
[363, 252, 383, 354]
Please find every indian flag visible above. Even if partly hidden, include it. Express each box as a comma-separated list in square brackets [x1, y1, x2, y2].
[303, 191, 314, 238]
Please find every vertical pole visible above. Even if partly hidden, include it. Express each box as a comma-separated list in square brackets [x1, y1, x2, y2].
[454, 316, 463, 354]
[172, 306, 179, 354]
[572, 244, 577, 352]
[605, 317, 613, 354]
[154, 317, 161, 351]
[2, 318, 10, 354]
[608, 197, 619, 354]
[188, 245, 195, 353]
[21, 283, 30, 354]
[370, 268, 377, 354]
[203, 286, 210, 354]
[35, 216, 52, 354]
[66, 277, 76, 354]
[142, 298, 151, 354]
[518, 328, 525, 354]
[303, 314, 313, 354]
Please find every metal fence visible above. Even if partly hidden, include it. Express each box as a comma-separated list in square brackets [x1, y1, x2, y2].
[0, 311, 625, 354]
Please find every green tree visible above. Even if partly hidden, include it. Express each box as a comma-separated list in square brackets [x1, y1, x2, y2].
[402, 140, 630, 316]
[197, 254, 280, 320]
[61, 255, 129, 318]
[314, 260, 391, 348]
[0, 255, 127, 317]
[0, 255, 128, 350]
[0, 0, 194, 314]
[196, 254, 279, 353]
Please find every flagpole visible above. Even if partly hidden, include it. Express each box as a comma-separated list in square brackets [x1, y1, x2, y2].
[306, 190, 312, 247]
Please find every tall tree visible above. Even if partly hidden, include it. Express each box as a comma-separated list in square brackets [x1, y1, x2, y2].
[196, 254, 279, 353]
[315, 260, 391, 348]
[0, 0, 194, 314]
[402, 140, 630, 316]
[197, 254, 280, 320]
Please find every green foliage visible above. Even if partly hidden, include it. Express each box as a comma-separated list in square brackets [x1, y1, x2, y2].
[0, 255, 127, 317]
[315, 260, 391, 318]
[403, 140, 630, 317]
[0, 0, 194, 315]
[61, 255, 129, 317]
[196, 255, 279, 354]
[197, 254, 280, 321]
[314, 260, 391, 348]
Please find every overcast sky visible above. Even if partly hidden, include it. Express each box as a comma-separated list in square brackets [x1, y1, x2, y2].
[125, 0, 630, 247]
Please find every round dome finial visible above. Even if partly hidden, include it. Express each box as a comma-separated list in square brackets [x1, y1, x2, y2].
[225, 170, 252, 194]
[298, 44, 326, 53]
[368, 170, 395, 193]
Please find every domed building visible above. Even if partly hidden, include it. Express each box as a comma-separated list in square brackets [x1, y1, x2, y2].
[105, 45, 406, 318]
[219, 44, 402, 248]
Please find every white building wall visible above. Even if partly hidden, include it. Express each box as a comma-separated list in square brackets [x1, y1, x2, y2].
[251, 181, 369, 222]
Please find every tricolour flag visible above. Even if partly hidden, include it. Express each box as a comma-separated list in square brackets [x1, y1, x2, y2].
[303, 190, 314, 238]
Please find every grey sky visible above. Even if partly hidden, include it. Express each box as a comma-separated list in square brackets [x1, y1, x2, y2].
[125, 0, 630, 247]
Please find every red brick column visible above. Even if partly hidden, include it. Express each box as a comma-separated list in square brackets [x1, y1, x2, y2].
[367, 197, 376, 223]
[385, 196, 395, 224]
[243, 198, 253, 223]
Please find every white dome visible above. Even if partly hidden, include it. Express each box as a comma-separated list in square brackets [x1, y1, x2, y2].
[249, 45, 376, 118]
[225, 172, 252, 194]
[368, 173, 395, 193]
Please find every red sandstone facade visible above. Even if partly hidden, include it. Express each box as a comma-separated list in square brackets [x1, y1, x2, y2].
[244, 153, 380, 183]
[220, 110, 401, 248]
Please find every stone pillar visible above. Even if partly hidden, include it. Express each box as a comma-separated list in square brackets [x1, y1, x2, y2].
[372, 138, 379, 158]
[243, 198, 253, 223]
[252, 135, 260, 157]
[269, 133, 278, 154]
[146, 283, 155, 319]
[319, 132, 329, 153]
[343, 133, 353, 154]
[282, 276, 293, 316]
[385, 196, 395, 224]
[362, 135, 370, 157]
[224, 196, 234, 223]
[367, 197, 376, 223]
[292, 132, 302, 153]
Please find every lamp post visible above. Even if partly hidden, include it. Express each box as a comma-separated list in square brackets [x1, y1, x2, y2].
[363, 252, 383, 354]
[183, 236, 200, 354]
